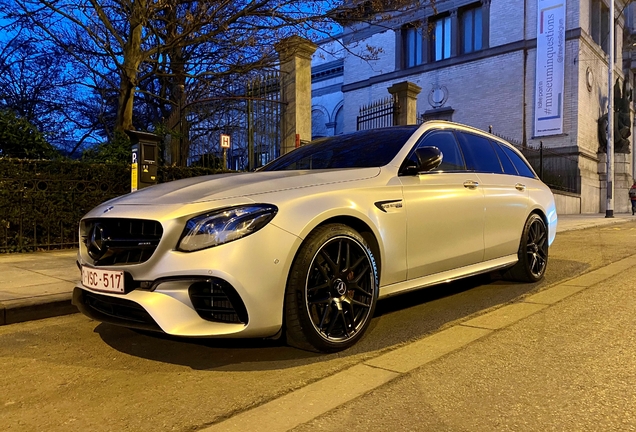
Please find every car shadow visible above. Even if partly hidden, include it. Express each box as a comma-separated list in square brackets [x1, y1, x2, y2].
[95, 258, 588, 370]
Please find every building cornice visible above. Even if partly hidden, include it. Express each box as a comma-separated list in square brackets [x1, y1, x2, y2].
[312, 59, 345, 83]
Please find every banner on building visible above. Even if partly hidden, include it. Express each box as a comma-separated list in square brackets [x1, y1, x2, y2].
[534, 0, 566, 136]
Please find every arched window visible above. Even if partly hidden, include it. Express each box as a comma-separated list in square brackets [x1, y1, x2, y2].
[334, 106, 344, 135]
[312, 109, 328, 139]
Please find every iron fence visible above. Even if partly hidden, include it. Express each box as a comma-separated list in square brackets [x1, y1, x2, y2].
[0, 160, 130, 253]
[0, 160, 227, 253]
[356, 96, 400, 130]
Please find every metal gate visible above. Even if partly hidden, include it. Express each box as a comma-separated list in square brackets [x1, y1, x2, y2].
[184, 73, 284, 171]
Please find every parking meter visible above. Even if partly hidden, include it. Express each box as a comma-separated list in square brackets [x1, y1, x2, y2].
[127, 130, 160, 192]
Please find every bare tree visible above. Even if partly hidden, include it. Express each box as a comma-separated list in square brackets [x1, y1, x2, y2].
[1, 0, 427, 135]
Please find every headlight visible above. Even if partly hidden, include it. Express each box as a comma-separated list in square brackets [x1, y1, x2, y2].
[177, 204, 278, 252]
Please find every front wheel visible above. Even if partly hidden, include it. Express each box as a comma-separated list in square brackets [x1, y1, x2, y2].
[504, 214, 549, 282]
[284, 224, 379, 353]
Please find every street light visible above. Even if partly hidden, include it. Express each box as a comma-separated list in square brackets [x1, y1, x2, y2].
[606, 0, 615, 218]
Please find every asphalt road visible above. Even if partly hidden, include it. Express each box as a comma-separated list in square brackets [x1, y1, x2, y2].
[2, 221, 636, 432]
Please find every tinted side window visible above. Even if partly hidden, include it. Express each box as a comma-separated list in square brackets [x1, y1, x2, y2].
[500, 146, 536, 178]
[262, 126, 419, 171]
[492, 141, 518, 175]
[456, 132, 502, 173]
[415, 131, 465, 171]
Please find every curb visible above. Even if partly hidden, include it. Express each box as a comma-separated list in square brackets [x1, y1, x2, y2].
[0, 292, 77, 326]
[557, 216, 635, 232]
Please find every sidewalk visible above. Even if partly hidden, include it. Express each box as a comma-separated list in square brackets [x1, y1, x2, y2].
[0, 213, 634, 326]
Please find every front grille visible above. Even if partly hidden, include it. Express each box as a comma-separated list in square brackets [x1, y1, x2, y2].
[73, 288, 161, 331]
[188, 279, 248, 324]
[82, 218, 163, 266]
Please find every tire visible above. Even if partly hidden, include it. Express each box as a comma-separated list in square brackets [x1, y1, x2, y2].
[504, 214, 549, 282]
[284, 224, 379, 353]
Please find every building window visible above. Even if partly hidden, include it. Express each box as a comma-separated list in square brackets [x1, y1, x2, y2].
[461, 5, 483, 53]
[432, 16, 452, 61]
[312, 109, 328, 139]
[591, 0, 610, 55]
[404, 26, 424, 67]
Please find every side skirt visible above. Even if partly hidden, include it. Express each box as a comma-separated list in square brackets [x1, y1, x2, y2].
[378, 255, 518, 299]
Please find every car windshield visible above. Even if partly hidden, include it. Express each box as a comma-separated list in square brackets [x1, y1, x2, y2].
[261, 126, 419, 171]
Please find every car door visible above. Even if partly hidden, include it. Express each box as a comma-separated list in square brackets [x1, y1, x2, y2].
[455, 131, 529, 261]
[399, 130, 485, 280]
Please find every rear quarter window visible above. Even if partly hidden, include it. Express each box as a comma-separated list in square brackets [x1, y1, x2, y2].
[492, 141, 518, 175]
[500, 145, 536, 178]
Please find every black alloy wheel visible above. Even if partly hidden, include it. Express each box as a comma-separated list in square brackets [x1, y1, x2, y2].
[525, 216, 548, 278]
[285, 224, 378, 353]
[505, 214, 549, 282]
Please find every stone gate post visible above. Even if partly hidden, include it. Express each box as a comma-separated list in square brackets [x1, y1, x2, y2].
[276, 36, 317, 155]
[388, 81, 422, 126]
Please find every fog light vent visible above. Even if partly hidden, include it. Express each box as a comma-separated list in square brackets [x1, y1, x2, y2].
[188, 279, 248, 324]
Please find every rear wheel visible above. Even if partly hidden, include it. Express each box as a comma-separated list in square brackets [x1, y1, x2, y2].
[285, 224, 378, 353]
[504, 214, 549, 282]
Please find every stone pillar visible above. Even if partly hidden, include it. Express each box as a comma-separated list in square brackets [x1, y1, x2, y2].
[615, 153, 633, 212]
[388, 81, 422, 125]
[599, 153, 632, 213]
[326, 121, 337, 136]
[276, 36, 317, 155]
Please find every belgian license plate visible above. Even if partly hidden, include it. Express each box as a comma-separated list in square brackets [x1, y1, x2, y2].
[81, 266, 125, 293]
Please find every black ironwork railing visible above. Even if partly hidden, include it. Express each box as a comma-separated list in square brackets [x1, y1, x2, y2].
[0, 160, 131, 253]
[356, 96, 400, 130]
[0, 159, 224, 253]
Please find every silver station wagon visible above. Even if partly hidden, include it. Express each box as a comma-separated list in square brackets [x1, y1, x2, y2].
[73, 121, 557, 352]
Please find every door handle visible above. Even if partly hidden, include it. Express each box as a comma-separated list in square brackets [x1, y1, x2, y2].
[515, 183, 526, 191]
[463, 180, 479, 189]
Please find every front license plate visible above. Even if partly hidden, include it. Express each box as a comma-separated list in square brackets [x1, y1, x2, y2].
[81, 266, 125, 293]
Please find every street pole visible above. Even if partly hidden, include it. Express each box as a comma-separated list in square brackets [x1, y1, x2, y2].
[606, 0, 615, 218]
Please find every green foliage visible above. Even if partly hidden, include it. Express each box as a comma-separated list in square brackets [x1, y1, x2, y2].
[159, 165, 230, 183]
[82, 131, 132, 164]
[190, 153, 223, 169]
[0, 110, 58, 159]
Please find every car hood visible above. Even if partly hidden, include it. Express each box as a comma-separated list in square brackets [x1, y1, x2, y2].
[110, 168, 381, 205]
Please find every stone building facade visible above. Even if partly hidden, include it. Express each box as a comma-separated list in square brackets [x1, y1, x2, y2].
[311, 0, 633, 214]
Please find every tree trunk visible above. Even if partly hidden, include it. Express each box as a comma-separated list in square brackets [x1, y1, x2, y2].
[114, 0, 146, 133]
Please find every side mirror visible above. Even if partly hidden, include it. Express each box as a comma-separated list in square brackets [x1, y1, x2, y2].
[401, 146, 443, 175]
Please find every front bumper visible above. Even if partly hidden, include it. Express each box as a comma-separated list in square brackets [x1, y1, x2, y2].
[74, 223, 302, 338]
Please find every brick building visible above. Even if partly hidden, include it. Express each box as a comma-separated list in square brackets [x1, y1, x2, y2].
[311, 0, 633, 214]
